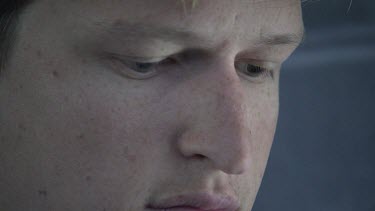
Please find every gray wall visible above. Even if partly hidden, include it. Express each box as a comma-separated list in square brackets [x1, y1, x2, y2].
[253, 1, 375, 211]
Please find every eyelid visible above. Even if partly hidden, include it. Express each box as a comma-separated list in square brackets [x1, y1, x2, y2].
[103, 51, 171, 62]
[235, 58, 278, 69]
[105, 57, 154, 80]
[234, 59, 278, 83]
[118, 55, 167, 63]
[106, 53, 182, 80]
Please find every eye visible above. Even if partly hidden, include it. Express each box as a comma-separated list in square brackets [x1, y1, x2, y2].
[116, 57, 177, 80]
[234, 60, 274, 82]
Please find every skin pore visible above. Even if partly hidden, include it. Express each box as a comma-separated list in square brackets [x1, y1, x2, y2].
[0, 0, 304, 210]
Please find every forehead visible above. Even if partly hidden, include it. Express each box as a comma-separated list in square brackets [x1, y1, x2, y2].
[38, 0, 303, 43]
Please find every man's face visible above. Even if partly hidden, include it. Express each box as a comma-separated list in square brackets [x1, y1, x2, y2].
[0, 0, 303, 210]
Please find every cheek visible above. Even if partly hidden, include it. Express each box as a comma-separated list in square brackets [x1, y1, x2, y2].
[236, 82, 279, 206]
[54, 68, 177, 165]
[245, 80, 279, 162]
[6, 55, 156, 171]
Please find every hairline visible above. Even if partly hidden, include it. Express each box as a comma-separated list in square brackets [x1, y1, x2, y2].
[0, 1, 34, 72]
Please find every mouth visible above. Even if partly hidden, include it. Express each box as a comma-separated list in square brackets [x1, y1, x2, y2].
[145, 192, 240, 211]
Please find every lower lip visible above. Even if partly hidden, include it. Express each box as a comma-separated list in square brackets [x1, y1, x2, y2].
[146, 207, 225, 211]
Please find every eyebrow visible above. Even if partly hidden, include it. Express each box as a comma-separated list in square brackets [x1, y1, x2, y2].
[259, 30, 305, 46]
[97, 21, 305, 47]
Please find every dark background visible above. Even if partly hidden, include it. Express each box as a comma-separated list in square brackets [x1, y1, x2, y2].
[253, 1, 375, 211]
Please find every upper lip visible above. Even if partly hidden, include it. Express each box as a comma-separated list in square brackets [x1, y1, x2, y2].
[146, 192, 240, 211]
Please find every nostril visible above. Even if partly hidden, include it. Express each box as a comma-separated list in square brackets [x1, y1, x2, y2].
[194, 154, 206, 160]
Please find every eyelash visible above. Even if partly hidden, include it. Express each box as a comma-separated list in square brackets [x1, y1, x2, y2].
[234, 60, 274, 82]
[118, 57, 274, 81]
[113, 57, 176, 79]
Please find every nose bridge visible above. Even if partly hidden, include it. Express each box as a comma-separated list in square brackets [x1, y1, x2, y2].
[213, 68, 248, 127]
[177, 60, 252, 175]
[209, 67, 250, 139]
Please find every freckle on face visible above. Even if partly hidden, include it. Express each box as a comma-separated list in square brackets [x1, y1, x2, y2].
[38, 190, 47, 197]
[77, 133, 85, 139]
[17, 123, 27, 131]
[36, 49, 42, 58]
[123, 146, 137, 163]
[52, 70, 59, 78]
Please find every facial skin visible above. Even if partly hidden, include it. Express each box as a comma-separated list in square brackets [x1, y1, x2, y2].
[0, 0, 303, 210]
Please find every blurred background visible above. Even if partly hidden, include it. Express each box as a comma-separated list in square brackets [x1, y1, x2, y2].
[253, 1, 375, 211]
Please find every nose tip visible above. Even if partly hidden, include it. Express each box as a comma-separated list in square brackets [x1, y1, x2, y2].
[176, 82, 252, 175]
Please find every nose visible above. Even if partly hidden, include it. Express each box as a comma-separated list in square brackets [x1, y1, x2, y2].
[176, 58, 252, 175]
